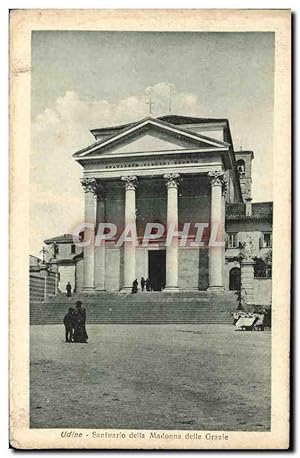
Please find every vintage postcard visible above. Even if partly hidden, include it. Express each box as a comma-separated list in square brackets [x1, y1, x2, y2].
[9, 9, 291, 449]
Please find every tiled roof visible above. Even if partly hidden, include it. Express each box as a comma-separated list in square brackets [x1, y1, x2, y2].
[226, 203, 245, 217]
[44, 233, 74, 244]
[90, 114, 229, 136]
[252, 202, 273, 218]
[226, 202, 273, 220]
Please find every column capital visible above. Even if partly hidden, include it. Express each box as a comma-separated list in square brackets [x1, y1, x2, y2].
[81, 178, 107, 198]
[208, 171, 224, 186]
[121, 175, 138, 191]
[81, 177, 97, 193]
[163, 173, 180, 189]
[208, 171, 227, 196]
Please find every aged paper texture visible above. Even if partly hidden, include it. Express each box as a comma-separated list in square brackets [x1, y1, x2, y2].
[10, 9, 291, 449]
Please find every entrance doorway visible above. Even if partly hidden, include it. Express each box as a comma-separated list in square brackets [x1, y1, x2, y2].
[229, 267, 241, 291]
[148, 250, 166, 291]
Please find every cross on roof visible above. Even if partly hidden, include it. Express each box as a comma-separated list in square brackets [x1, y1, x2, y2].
[168, 84, 172, 113]
[146, 93, 154, 115]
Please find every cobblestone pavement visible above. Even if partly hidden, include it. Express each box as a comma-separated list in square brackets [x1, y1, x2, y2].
[30, 324, 271, 431]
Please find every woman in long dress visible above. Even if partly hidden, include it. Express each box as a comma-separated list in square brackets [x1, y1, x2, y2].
[73, 301, 88, 343]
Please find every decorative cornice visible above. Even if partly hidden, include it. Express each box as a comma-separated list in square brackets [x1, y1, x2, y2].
[121, 175, 138, 191]
[163, 173, 181, 189]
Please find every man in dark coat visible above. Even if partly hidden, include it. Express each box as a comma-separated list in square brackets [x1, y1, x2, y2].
[141, 277, 146, 292]
[73, 301, 88, 343]
[145, 278, 151, 292]
[132, 279, 138, 294]
[63, 307, 75, 342]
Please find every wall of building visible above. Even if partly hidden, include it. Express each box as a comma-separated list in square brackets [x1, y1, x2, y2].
[45, 242, 82, 262]
[29, 267, 56, 302]
[183, 124, 225, 142]
[136, 247, 148, 280]
[253, 279, 272, 306]
[178, 175, 210, 231]
[178, 248, 199, 289]
[30, 274, 46, 302]
[58, 265, 76, 292]
[105, 182, 125, 237]
[105, 247, 122, 291]
[226, 231, 263, 259]
[136, 178, 167, 236]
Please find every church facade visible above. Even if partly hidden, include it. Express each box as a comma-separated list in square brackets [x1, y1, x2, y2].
[67, 115, 272, 306]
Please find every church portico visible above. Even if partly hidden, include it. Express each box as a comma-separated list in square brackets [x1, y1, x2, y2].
[73, 116, 242, 293]
[78, 171, 227, 293]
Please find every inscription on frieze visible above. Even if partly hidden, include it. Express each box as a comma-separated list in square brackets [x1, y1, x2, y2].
[102, 155, 201, 170]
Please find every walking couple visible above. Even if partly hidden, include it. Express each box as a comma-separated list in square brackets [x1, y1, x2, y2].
[63, 301, 88, 343]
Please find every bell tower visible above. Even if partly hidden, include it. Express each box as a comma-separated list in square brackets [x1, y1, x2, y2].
[234, 150, 254, 201]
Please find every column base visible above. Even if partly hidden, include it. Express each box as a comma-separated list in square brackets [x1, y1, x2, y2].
[120, 287, 133, 293]
[163, 286, 180, 293]
[207, 286, 225, 293]
[82, 287, 96, 293]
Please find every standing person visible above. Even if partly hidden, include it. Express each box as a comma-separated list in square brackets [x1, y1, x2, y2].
[66, 281, 72, 298]
[141, 276, 146, 292]
[63, 307, 75, 342]
[146, 278, 150, 292]
[73, 301, 88, 343]
[132, 279, 138, 294]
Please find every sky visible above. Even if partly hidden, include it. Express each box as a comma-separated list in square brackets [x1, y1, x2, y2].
[31, 31, 274, 256]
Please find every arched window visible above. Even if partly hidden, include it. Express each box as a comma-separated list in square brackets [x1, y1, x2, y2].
[236, 159, 246, 176]
[229, 267, 241, 290]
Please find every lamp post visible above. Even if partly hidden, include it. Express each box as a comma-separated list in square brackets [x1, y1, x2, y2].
[40, 246, 48, 264]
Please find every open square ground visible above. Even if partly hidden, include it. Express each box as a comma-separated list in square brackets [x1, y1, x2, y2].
[30, 324, 270, 431]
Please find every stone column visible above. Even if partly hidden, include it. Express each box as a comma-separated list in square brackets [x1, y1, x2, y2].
[121, 176, 138, 290]
[208, 171, 226, 291]
[241, 260, 255, 307]
[94, 187, 106, 290]
[164, 173, 180, 291]
[81, 178, 97, 290]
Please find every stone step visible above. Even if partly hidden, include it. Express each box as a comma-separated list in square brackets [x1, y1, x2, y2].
[41, 298, 237, 306]
[31, 290, 238, 325]
[45, 291, 238, 302]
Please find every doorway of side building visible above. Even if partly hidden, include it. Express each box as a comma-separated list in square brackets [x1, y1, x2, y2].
[148, 250, 166, 291]
[229, 267, 241, 291]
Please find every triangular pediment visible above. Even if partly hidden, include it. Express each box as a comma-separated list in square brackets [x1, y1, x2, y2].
[74, 117, 229, 159]
[98, 129, 205, 155]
